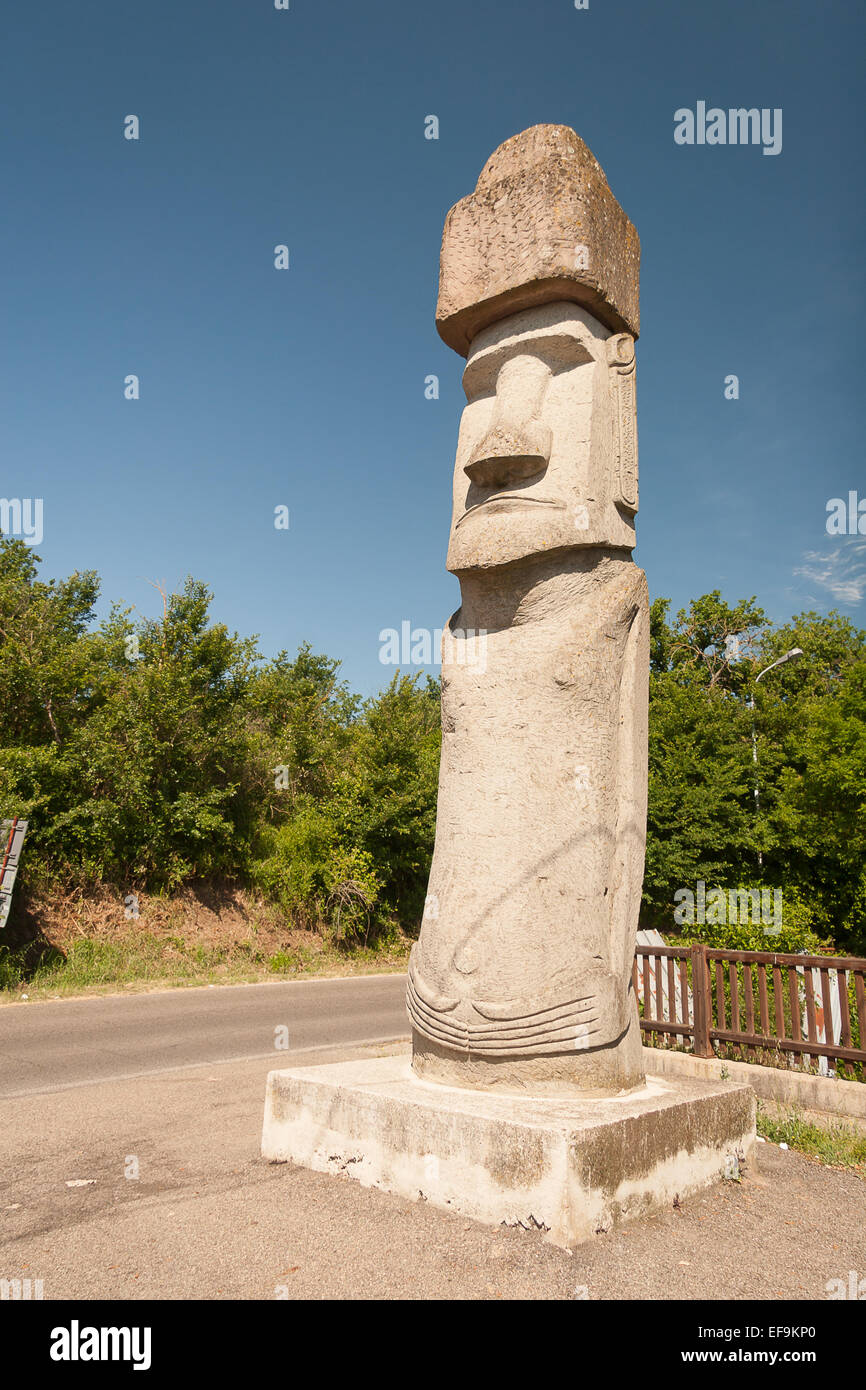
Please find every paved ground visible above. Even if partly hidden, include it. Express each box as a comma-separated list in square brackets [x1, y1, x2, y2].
[1, 980, 864, 1300]
[0, 972, 408, 1095]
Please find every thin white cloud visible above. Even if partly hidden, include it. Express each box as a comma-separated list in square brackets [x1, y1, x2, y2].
[793, 538, 866, 606]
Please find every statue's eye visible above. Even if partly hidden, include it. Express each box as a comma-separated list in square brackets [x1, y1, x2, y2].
[461, 356, 499, 404]
[463, 335, 592, 402]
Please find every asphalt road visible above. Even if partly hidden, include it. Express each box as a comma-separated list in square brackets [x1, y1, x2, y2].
[0, 973, 409, 1097]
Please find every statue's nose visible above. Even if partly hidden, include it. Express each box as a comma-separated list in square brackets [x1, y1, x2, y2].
[464, 420, 551, 488]
[464, 352, 552, 488]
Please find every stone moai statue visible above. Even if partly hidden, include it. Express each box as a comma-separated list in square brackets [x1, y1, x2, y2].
[408, 125, 648, 1096]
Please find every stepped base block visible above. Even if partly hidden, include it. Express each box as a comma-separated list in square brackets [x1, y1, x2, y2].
[262, 1052, 755, 1246]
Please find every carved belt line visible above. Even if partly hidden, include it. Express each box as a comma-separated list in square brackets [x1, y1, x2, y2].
[409, 987, 599, 1043]
[408, 971, 597, 1032]
[407, 977, 601, 1053]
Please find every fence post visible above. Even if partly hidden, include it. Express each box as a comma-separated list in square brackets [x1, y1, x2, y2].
[690, 942, 713, 1057]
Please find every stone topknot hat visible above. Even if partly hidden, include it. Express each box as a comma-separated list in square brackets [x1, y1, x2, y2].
[435, 124, 640, 356]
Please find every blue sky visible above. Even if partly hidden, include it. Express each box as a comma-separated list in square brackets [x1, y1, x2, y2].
[2, 0, 864, 694]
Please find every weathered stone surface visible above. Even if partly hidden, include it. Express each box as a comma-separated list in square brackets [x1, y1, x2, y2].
[412, 132, 648, 1093]
[262, 1054, 756, 1247]
[411, 128, 645, 1095]
[408, 537, 649, 1096]
[445, 302, 638, 567]
[436, 125, 640, 357]
[410, 301, 646, 1093]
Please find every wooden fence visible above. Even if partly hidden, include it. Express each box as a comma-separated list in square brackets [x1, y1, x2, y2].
[634, 943, 866, 1078]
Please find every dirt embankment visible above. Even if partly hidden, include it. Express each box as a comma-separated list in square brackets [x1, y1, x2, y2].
[1, 882, 411, 997]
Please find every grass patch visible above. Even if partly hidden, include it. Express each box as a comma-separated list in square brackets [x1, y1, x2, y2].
[0, 930, 409, 1001]
[757, 1102, 866, 1176]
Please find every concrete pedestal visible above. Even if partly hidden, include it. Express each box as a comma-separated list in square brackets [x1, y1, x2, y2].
[262, 1051, 755, 1246]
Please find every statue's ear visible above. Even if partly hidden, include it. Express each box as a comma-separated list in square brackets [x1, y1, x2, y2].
[607, 334, 638, 514]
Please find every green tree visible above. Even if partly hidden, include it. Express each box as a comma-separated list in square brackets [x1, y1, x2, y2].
[0, 536, 101, 748]
[645, 593, 866, 953]
[753, 613, 866, 951]
[644, 593, 766, 923]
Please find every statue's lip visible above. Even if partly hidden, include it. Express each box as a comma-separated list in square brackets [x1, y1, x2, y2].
[457, 496, 564, 526]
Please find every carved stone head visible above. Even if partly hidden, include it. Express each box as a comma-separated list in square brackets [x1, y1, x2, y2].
[435, 123, 640, 577]
[446, 301, 637, 574]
